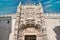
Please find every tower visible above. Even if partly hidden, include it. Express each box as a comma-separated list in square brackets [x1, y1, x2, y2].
[13, 2, 48, 40]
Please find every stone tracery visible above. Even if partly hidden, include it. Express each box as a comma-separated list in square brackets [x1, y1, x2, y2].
[14, 2, 47, 40]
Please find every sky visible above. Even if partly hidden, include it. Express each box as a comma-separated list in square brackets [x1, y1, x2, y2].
[0, 0, 60, 15]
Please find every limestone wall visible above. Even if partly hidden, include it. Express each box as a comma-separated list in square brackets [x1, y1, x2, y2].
[9, 18, 16, 40]
[45, 18, 60, 40]
[0, 17, 12, 40]
[0, 14, 60, 40]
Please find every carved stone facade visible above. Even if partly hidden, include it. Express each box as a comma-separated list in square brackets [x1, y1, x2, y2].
[13, 3, 47, 40]
[0, 2, 60, 40]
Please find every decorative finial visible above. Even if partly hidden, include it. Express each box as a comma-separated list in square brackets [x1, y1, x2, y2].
[39, 2, 41, 5]
[18, 2, 21, 7]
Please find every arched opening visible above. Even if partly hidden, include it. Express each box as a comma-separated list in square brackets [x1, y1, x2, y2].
[25, 35, 36, 40]
[17, 24, 43, 40]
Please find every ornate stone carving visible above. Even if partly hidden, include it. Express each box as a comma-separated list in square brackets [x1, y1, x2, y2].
[14, 3, 48, 40]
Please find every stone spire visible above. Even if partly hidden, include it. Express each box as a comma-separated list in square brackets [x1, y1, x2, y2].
[17, 2, 21, 12]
